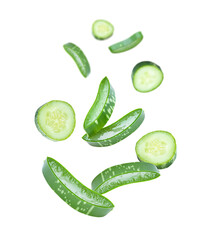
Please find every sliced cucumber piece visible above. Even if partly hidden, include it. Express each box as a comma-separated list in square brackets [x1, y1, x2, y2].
[83, 77, 115, 136]
[135, 131, 177, 169]
[109, 31, 143, 53]
[92, 162, 160, 194]
[42, 157, 114, 217]
[63, 42, 90, 78]
[92, 19, 114, 40]
[132, 61, 164, 93]
[35, 100, 75, 141]
[82, 109, 144, 147]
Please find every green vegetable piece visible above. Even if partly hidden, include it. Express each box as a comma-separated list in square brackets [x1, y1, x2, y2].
[42, 157, 114, 217]
[92, 19, 114, 40]
[92, 162, 160, 194]
[132, 61, 164, 93]
[109, 31, 143, 53]
[35, 100, 75, 141]
[83, 77, 115, 136]
[135, 130, 177, 169]
[82, 108, 144, 147]
[63, 42, 90, 77]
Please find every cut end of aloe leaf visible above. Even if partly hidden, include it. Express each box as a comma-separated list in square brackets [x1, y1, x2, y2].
[92, 19, 114, 40]
[135, 130, 177, 169]
[82, 108, 145, 147]
[109, 31, 143, 53]
[83, 76, 116, 136]
[63, 42, 90, 78]
[132, 61, 164, 93]
[35, 100, 76, 141]
[42, 157, 114, 217]
[91, 162, 160, 194]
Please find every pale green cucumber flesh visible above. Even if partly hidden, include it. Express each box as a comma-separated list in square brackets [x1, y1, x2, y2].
[135, 130, 177, 169]
[63, 42, 90, 77]
[92, 162, 160, 194]
[92, 20, 114, 40]
[109, 31, 143, 53]
[35, 100, 75, 141]
[42, 157, 114, 217]
[83, 76, 115, 136]
[82, 109, 144, 147]
[132, 61, 164, 93]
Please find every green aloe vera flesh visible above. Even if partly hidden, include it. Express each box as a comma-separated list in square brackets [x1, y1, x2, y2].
[82, 108, 144, 147]
[83, 77, 115, 136]
[63, 42, 90, 77]
[136, 131, 177, 169]
[92, 162, 160, 194]
[42, 157, 114, 217]
[109, 31, 143, 53]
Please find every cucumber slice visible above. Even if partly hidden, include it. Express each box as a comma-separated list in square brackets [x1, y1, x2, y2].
[42, 157, 114, 217]
[63, 42, 90, 78]
[83, 77, 115, 136]
[35, 100, 75, 141]
[132, 61, 164, 93]
[92, 162, 160, 194]
[82, 108, 144, 147]
[135, 131, 177, 169]
[92, 19, 114, 40]
[109, 31, 143, 53]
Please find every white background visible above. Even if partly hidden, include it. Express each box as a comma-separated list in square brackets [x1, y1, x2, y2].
[1, 0, 203, 239]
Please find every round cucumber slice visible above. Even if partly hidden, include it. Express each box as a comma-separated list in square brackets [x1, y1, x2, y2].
[63, 42, 90, 78]
[82, 108, 144, 147]
[35, 100, 75, 141]
[92, 162, 160, 194]
[132, 61, 164, 93]
[135, 131, 177, 169]
[109, 31, 143, 53]
[42, 157, 114, 217]
[92, 19, 114, 40]
[83, 77, 115, 136]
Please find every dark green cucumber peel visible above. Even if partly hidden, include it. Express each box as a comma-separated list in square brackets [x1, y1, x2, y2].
[92, 162, 160, 194]
[82, 109, 144, 147]
[92, 20, 114, 40]
[109, 31, 143, 53]
[42, 157, 114, 217]
[135, 131, 177, 169]
[63, 42, 90, 78]
[132, 61, 164, 93]
[83, 77, 115, 136]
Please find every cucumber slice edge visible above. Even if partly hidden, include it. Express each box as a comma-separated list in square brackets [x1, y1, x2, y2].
[135, 130, 177, 169]
[132, 61, 164, 93]
[92, 19, 114, 40]
[35, 100, 76, 141]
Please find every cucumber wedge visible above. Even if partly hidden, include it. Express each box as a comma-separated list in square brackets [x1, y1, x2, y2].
[109, 31, 143, 53]
[83, 77, 115, 136]
[63, 42, 90, 78]
[82, 109, 144, 147]
[132, 61, 164, 93]
[42, 157, 114, 217]
[92, 19, 114, 40]
[135, 131, 177, 169]
[92, 162, 160, 194]
[35, 100, 75, 141]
